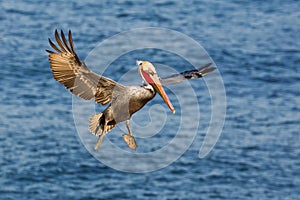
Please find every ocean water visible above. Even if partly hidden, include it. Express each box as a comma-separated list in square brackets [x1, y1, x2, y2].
[1, 0, 300, 199]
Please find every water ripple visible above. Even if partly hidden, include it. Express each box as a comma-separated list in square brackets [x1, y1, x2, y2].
[1, 0, 299, 199]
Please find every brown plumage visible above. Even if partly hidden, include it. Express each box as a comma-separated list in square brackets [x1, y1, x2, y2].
[46, 30, 216, 150]
[47, 30, 124, 104]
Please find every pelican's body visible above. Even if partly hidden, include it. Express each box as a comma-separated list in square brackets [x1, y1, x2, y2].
[89, 84, 155, 149]
[47, 30, 215, 150]
[90, 85, 155, 135]
[110, 85, 155, 121]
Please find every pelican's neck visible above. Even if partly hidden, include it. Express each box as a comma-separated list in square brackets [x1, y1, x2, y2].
[143, 83, 155, 93]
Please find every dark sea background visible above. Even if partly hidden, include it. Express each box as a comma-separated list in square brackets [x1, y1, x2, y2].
[1, 0, 300, 199]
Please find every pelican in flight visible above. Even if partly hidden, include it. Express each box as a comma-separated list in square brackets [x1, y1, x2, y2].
[46, 30, 215, 150]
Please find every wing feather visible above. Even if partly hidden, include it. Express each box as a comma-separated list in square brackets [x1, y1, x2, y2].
[46, 29, 124, 105]
[160, 63, 216, 85]
[60, 30, 72, 53]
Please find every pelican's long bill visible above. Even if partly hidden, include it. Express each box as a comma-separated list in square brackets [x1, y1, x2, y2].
[138, 61, 176, 114]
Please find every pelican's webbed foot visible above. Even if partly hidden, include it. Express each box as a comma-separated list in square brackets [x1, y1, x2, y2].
[123, 134, 137, 150]
[123, 120, 137, 150]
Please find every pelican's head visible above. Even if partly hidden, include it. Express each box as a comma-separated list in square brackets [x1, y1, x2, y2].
[137, 60, 175, 114]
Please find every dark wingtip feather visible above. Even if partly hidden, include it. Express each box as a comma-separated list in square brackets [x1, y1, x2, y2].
[48, 29, 81, 63]
[60, 29, 71, 52]
[198, 63, 216, 76]
[197, 62, 212, 70]
[197, 63, 215, 71]
[54, 29, 59, 38]
[68, 30, 75, 52]
[55, 29, 67, 51]
[67, 30, 80, 63]
[46, 49, 54, 53]
[48, 38, 62, 53]
[206, 62, 212, 67]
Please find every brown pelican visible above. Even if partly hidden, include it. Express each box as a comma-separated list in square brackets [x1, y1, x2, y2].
[46, 30, 215, 150]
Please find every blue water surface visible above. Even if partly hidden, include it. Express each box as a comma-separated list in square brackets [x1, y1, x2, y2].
[1, 0, 300, 199]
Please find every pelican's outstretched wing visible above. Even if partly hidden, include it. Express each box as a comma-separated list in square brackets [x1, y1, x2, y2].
[160, 63, 216, 85]
[46, 30, 125, 105]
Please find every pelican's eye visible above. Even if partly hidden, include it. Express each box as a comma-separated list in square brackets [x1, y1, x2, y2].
[146, 70, 155, 76]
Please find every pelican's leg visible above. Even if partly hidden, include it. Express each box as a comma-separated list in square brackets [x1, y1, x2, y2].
[126, 120, 133, 135]
[123, 120, 137, 150]
[94, 134, 105, 151]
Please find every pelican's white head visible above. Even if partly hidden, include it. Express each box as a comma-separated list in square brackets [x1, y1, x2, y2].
[137, 60, 175, 114]
[137, 60, 157, 84]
